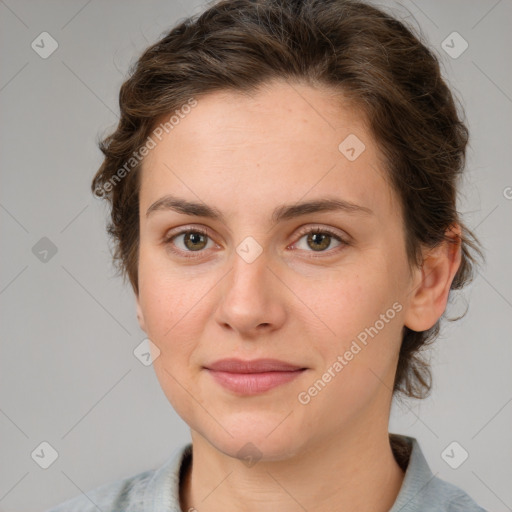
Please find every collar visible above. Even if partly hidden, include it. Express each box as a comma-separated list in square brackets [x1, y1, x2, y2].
[142, 434, 434, 511]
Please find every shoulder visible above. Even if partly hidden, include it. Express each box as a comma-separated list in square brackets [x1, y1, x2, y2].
[44, 443, 191, 512]
[424, 474, 488, 511]
[389, 434, 487, 512]
[43, 468, 155, 512]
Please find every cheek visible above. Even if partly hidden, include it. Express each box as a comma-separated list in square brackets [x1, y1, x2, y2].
[137, 248, 197, 352]
[297, 279, 403, 428]
[137, 256, 203, 417]
[311, 266, 398, 339]
[306, 265, 404, 387]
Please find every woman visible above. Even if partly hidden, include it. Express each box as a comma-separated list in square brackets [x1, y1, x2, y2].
[47, 0, 486, 510]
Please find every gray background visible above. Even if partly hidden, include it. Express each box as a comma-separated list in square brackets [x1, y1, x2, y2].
[1, 0, 511, 510]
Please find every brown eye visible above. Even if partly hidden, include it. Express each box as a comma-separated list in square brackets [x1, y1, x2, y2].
[182, 231, 208, 251]
[292, 226, 349, 256]
[306, 232, 333, 251]
[164, 228, 215, 257]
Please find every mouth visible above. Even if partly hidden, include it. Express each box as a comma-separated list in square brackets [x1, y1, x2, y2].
[203, 358, 307, 395]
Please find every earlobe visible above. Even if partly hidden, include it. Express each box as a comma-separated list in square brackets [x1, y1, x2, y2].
[403, 224, 462, 332]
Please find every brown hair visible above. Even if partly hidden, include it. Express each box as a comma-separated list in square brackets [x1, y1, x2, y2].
[92, 0, 484, 399]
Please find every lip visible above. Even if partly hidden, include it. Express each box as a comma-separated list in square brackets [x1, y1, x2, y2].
[205, 358, 305, 373]
[204, 358, 307, 395]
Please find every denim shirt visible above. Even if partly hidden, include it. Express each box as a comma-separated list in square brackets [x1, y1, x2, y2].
[45, 435, 486, 511]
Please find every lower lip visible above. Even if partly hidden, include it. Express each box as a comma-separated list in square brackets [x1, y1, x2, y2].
[206, 369, 306, 395]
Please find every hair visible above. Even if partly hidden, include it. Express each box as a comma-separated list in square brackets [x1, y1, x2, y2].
[92, 0, 484, 400]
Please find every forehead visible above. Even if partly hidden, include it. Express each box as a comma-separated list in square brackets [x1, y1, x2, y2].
[139, 80, 397, 221]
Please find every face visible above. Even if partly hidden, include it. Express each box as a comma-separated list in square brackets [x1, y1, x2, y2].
[136, 80, 416, 460]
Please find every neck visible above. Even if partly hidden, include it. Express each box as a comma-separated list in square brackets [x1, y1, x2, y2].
[180, 421, 405, 512]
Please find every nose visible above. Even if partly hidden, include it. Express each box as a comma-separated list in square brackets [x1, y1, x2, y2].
[214, 248, 287, 339]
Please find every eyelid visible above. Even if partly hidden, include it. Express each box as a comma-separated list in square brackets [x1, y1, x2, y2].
[164, 223, 211, 236]
[292, 224, 350, 244]
[163, 224, 215, 246]
[287, 224, 350, 258]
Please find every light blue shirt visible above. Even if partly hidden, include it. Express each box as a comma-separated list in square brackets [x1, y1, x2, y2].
[45, 434, 486, 511]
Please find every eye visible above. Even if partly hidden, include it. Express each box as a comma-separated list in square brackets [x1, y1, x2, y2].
[290, 226, 348, 256]
[163, 225, 349, 259]
[164, 227, 217, 258]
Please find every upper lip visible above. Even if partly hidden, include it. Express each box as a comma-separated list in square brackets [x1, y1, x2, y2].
[205, 358, 306, 373]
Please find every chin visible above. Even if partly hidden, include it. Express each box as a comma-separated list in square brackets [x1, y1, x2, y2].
[194, 419, 309, 463]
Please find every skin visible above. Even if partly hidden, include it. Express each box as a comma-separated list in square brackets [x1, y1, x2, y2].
[135, 79, 461, 512]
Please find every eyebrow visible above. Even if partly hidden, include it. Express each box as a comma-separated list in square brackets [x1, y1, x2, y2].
[146, 194, 373, 224]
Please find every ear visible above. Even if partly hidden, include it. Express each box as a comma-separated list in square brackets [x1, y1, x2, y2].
[136, 293, 147, 333]
[404, 224, 462, 332]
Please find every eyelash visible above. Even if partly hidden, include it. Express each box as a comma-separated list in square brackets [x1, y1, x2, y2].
[163, 225, 350, 260]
